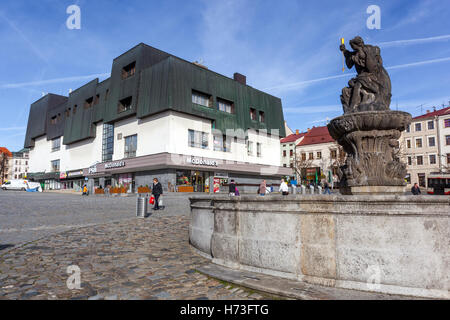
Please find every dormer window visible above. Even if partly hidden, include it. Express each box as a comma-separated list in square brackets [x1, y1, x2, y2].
[217, 97, 234, 114]
[118, 96, 132, 113]
[192, 90, 212, 107]
[84, 97, 94, 109]
[250, 108, 257, 121]
[122, 62, 136, 80]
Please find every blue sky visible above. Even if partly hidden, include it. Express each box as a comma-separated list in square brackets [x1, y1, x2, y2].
[1, 0, 450, 151]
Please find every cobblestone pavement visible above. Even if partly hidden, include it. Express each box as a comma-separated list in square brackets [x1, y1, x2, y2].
[0, 214, 268, 300]
[0, 191, 137, 247]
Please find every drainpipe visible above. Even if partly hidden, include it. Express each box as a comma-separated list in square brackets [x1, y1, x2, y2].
[436, 115, 442, 172]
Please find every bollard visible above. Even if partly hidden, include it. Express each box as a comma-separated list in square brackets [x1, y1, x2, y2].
[309, 185, 314, 194]
[136, 196, 148, 218]
[301, 185, 306, 195]
[317, 186, 322, 194]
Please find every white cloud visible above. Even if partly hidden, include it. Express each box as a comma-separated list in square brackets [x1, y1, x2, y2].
[0, 73, 110, 89]
[378, 34, 450, 48]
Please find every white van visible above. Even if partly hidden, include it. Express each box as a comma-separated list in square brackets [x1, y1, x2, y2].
[1, 179, 29, 191]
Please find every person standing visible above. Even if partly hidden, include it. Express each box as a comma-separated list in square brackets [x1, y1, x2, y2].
[259, 180, 266, 196]
[279, 178, 289, 196]
[229, 179, 236, 196]
[152, 178, 163, 210]
[411, 183, 421, 195]
[290, 177, 298, 194]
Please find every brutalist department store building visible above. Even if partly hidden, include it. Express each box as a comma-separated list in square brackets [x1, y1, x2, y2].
[24, 43, 290, 193]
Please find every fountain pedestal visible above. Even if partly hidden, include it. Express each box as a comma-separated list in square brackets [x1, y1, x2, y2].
[328, 111, 412, 195]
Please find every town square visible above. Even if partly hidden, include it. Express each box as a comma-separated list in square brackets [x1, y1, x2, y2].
[0, 0, 449, 313]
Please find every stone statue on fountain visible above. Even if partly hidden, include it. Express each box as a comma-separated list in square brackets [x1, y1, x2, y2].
[339, 36, 391, 113]
[328, 36, 412, 194]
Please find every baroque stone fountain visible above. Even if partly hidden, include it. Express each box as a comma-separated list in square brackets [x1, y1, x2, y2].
[327, 36, 412, 194]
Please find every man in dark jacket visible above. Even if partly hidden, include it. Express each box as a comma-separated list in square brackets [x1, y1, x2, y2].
[152, 178, 163, 210]
[411, 183, 421, 195]
[229, 179, 236, 196]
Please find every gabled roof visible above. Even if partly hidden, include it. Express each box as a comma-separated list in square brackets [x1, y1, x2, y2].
[296, 126, 335, 147]
[280, 132, 305, 143]
[413, 106, 450, 120]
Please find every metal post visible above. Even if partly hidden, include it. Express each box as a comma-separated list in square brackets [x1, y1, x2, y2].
[317, 186, 322, 194]
[301, 185, 306, 195]
[136, 196, 148, 218]
[309, 185, 314, 194]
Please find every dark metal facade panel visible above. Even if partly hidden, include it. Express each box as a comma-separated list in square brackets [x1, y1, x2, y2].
[136, 58, 171, 118]
[46, 99, 68, 141]
[92, 78, 111, 123]
[63, 79, 97, 145]
[167, 57, 286, 136]
[103, 44, 170, 124]
[24, 94, 68, 148]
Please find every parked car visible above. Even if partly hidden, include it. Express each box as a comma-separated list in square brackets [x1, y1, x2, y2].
[1, 179, 29, 191]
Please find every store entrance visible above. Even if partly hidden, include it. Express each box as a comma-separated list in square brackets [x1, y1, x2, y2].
[176, 170, 210, 192]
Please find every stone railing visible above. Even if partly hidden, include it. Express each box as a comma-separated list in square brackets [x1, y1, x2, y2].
[189, 194, 450, 299]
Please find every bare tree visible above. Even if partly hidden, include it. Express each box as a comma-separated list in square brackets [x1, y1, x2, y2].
[0, 150, 11, 184]
[293, 152, 314, 182]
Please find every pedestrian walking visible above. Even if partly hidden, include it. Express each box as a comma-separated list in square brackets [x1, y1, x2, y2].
[82, 184, 88, 196]
[152, 178, 163, 210]
[229, 179, 236, 196]
[411, 183, 421, 195]
[323, 181, 332, 195]
[259, 180, 266, 196]
[279, 178, 289, 196]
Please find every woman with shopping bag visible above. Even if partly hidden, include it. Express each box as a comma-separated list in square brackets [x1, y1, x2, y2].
[151, 178, 163, 210]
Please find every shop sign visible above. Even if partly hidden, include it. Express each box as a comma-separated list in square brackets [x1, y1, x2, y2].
[67, 170, 84, 178]
[214, 172, 228, 178]
[105, 161, 126, 169]
[88, 166, 97, 174]
[60, 172, 67, 179]
[186, 157, 218, 167]
[213, 177, 220, 193]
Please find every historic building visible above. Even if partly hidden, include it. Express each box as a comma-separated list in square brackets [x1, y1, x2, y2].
[295, 126, 342, 184]
[400, 106, 450, 188]
[24, 43, 290, 193]
[280, 130, 305, 170]
[8, 149, 30, 180]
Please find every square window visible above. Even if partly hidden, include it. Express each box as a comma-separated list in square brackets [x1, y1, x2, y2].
[250, 108, 257, 121]
[444, 118, 450, 128]
[415, 138, 422, 148]
[217, 97, 234, 114]
[124, 134, 137, 158]
[415, 123, 421, 132]
[192, 90, 212, 108]
[118, 97, 132, 113]
[428, 137, 436, 147]
[84, 97, 93, 109]
[122, 62, 136, 80]
[427, 121, 434, 130]
[259, 111, 265, 122]
[429, 154, 436, 164]
[417, 155, 423, 165]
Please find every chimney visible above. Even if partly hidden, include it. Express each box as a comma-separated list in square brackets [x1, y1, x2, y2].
[426, 110, 430, 113]
[295, 129, 299, 135]
[433, 106, 436, 112]
[233, 73, 246, 85]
